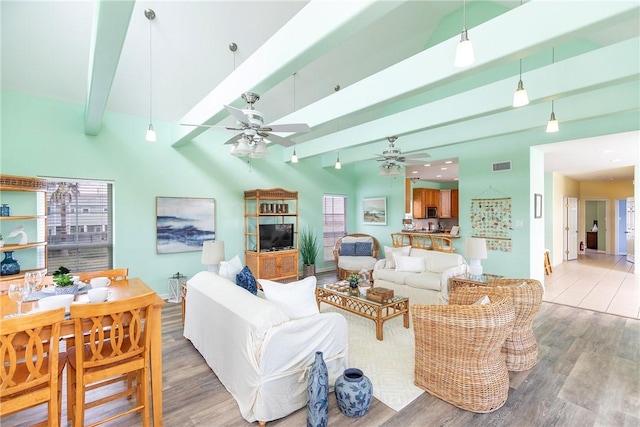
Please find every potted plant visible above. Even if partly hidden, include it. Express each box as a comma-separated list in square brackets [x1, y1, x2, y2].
[0, 233, 4, 248]
[53, 266, 77, 294]
[299, 226, 320, 278]
[347, 273, 361, 296]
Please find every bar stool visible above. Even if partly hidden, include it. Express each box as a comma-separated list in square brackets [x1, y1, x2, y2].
[544, 250, 552, 275]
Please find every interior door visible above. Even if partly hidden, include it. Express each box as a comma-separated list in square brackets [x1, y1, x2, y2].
[627, 197, 635, 263]
[565, 197, 578, 260]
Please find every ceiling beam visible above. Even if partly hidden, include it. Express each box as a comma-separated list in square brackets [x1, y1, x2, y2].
[272, 0, 638, 154]
[171, 0, 406, 147]
[84, 0, 135, 136]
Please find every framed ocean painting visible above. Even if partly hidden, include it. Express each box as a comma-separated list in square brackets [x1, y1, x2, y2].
[156, 197, 215, 254]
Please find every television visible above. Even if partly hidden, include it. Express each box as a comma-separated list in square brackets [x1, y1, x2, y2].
[259, 223, 294, 251]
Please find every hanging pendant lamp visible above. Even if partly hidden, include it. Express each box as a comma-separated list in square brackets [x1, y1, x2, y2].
[145, 9, 157, 142]
[335, 154, 341, 170]
[512, 59, 529, 107]
[545, 48, 559, 133]
[454, 0, 475, 68]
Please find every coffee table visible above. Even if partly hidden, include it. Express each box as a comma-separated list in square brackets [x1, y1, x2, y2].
[315, 285, 409, 341]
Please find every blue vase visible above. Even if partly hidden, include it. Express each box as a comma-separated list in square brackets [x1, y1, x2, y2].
[1, 251, 20, 276]
[307, 351, 329, 427]
[334, 368, 373, 417]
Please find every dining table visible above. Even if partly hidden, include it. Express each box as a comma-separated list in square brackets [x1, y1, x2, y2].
[0, 276, 166, 426]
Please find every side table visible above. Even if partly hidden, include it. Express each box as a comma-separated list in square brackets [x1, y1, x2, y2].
[450, 273, 503, 290]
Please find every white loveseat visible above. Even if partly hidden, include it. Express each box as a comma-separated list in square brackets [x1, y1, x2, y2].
[373, 247, 468, 305]
[183, 271, 348, 425]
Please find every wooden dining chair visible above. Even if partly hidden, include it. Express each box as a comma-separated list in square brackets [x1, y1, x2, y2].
[430, 236, 455, 253]
[0, 307, 66, 427]
[77, 268, 129, 284]
[66, 292, 156, 427]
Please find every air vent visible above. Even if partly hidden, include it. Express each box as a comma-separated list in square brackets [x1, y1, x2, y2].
[492, 161, 512, 172]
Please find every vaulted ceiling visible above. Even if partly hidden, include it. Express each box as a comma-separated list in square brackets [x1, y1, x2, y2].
[2, 1, 638, 182]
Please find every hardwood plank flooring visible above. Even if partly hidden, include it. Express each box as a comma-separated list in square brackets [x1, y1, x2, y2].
[3, 269, 639, 426]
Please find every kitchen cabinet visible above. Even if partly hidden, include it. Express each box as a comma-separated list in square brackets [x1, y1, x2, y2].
[412, 188, 440, 219]
[451, 189, 459, 218]
[438, 189, 459, 219]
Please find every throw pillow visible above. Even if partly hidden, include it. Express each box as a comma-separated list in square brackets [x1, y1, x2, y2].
[340, 242, 357, 256]
[355, 241, 373, 256]
[258, 276, 319, 319]
[219, 254, 243, 283]
[236, 266, 258, 295]
[473, 295, 491, 305]
[383, 245, 411, 269]
[394, 254, 426, 273]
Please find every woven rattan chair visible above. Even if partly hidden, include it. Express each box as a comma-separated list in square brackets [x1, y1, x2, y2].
[0, 307, 66, 426]
[408, 234, 432, 250]
[412, 296, 515, 413]
[333, 234, 380, 280]
[450, 278, 544, 371]
[430, 235, 455, 252]
[67, 292, 156, 427]
[77, 268, 128, 284]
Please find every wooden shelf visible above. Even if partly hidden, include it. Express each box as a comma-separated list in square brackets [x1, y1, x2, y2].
[0, 215, 46, 221]
[1, 242, 47, 251]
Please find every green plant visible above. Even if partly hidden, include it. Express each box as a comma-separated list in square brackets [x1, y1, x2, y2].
[299, 226, 320, 266]
[53, 266, 74, 287]
[347, 273, 361, 287]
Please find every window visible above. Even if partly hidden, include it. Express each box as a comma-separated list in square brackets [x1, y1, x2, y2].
[46, 179, 113, 272]
[323, 194, 347, 262]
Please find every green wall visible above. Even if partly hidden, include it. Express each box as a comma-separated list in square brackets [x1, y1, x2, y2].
[1, 90, 542, 294]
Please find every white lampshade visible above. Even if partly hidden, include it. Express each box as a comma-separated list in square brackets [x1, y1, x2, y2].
[465, 237, 487, 277]
[454, 29, 475, 68]
[202, 240, 225, 273]
[512, 80, 529, 107]
[231, 136, 252, 157]
[249, 138, 269, 158]
[145, 124, 157, 142]
[546, 111, 559, 133]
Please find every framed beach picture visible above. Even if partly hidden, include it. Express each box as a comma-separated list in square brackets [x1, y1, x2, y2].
[362, 197, 387, 225]
[156, 197, 215, 254]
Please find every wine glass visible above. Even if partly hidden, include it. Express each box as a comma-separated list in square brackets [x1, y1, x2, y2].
[25, 271, 44, 292]
[8, 283, 30, 317]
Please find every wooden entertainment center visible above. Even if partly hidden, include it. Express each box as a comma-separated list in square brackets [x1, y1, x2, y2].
[244, 188, 299, 282]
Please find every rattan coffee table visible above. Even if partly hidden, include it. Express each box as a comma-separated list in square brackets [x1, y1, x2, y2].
[315, 284, 409, 341]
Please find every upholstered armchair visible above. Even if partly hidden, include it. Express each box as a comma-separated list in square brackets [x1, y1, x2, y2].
[333, 234, 380, 280]
[450, 278, 544, 371]
[412, 296, 515, 413]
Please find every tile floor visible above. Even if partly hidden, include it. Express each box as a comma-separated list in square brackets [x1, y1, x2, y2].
[543, 250, 638, 319]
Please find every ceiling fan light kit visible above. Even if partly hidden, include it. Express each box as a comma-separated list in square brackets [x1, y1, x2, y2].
[375, 136, 430, 176]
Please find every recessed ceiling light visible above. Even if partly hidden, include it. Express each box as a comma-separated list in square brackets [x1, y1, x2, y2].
[424, 163, 431, 167]
[610, 159, 621, 163]
[436, 174, 442, 178]
[445, 160, 453, 164]
[412, 170, 418, 174]
[440, 167, 447, 170]
[454, 177, 459, 181]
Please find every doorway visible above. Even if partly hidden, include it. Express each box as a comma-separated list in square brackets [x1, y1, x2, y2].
[585, 200, 607, 253]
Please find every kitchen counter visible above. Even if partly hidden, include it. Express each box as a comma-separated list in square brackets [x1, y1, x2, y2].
[400, 230, 460, 238]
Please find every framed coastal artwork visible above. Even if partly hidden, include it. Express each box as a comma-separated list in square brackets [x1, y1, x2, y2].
[362, 197, 387, 225]
[156, 197, 215, 254]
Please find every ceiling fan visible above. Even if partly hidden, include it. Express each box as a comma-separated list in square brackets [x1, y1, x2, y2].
[375, 136, 430, 175]
[182, 92, 311, 158]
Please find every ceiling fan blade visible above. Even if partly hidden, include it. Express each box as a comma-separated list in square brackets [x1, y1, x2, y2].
[263, 133, 295, 147]
[262, 123, 311, 133]
[403, 152, 431, 159]
[224, 104, 251, 127]
[180, 123, 243, 131]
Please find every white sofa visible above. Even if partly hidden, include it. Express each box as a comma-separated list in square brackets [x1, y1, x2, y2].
[373, 247, 468, 305]
[183, 271, 348, 425]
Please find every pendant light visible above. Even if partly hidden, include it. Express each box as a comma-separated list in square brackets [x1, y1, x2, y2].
[454, 0, 475, 68]
[512, 59, 529, 107]
[335, 154, 341, 169]
[144, 9, 156, 142]
[291, 144, 298, 163]
[546, 48, 559, 133]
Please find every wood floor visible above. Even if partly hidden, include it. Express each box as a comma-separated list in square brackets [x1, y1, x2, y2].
[3, 259, 638, 426]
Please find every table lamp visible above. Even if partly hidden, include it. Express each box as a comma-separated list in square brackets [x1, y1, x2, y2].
[465, 237, 487, 277]
[202, 240, 225, 274]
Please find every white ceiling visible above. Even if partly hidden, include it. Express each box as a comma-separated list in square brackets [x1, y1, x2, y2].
[2, 1, 638, 183]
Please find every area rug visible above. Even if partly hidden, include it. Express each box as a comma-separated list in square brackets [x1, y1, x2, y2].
[320, 306, 424, 411]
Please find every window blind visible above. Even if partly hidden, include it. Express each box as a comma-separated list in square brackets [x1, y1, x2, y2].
[45, 179, 113, 273]
[322, 194, 347, 262]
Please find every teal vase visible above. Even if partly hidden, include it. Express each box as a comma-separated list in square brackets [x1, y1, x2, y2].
[1, 251, 20, 276]
[307, 351, 329, 427]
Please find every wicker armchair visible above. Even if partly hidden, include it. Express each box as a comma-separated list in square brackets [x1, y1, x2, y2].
[450, 278, 544, 371]
[412, 296, 515, 413]
[333, 234, 380, 280]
